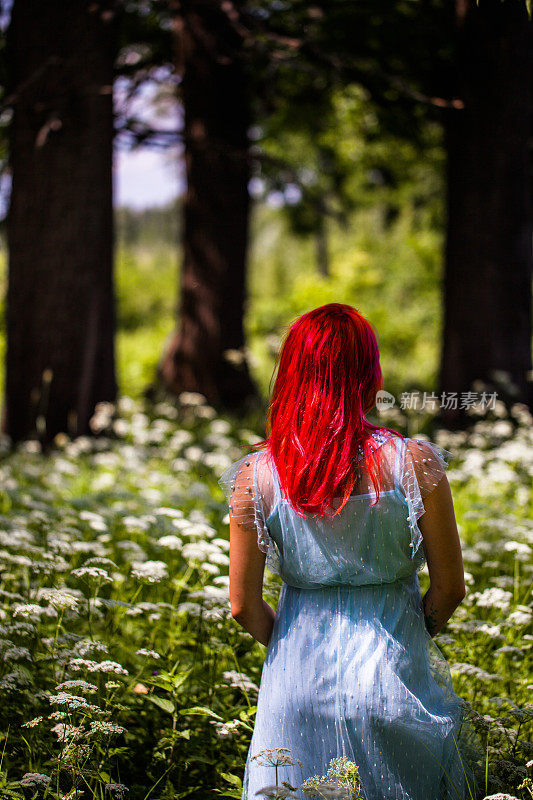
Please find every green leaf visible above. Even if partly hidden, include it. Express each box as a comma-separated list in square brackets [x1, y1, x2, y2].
[145, 674, 174, 691]
[171, 670, 192, 691]
[146, 669, 191, 693]
[238, 706, 257, 720]
[179, 705, 224, 721]
[187, 754, 215, 765]
[220, 773, 242, 790]
[146, 695, 176, 714]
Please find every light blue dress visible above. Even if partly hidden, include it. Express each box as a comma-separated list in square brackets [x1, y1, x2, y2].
[218, 431, 484, 800]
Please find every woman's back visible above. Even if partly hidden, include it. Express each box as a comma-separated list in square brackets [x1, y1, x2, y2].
[219, 429, 483, 799]
[220, 430, 451, 588]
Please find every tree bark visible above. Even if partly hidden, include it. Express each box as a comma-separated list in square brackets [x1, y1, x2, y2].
[5, 0, 117, 446]
[438, 0, 533, 427]
[157, 0, 260, 412]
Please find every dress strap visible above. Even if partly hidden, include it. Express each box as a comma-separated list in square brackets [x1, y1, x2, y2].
[267, 454, 284, 504]
[393, 436, 405, 492]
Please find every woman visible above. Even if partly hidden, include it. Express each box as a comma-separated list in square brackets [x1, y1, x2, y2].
[218, 303, 483, 800]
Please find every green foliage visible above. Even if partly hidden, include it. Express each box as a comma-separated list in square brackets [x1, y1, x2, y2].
[115, 243, 178, 332]
[115, 204, 180, 251]
[110, 83, 447, 403]
[246, 199, 444, 401]
[115, 241, 178, 399]
[0, 397, 530, 798]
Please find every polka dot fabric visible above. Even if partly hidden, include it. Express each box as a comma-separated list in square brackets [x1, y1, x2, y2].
[218, 431, 484, 800]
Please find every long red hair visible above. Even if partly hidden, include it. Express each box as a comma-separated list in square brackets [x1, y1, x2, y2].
[254, 303, 403, 519]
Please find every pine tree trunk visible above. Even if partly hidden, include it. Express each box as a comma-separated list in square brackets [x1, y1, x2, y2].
[157, 0, 260, 412]
[438, 0, 533, 427]
[5, 0, 117, 446]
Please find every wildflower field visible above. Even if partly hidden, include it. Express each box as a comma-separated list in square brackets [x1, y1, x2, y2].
[0, 394, 531, 800]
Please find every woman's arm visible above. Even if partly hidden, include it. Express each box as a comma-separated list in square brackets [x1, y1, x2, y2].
[229, 515, 276, 646]
[417, 473, 466, 637]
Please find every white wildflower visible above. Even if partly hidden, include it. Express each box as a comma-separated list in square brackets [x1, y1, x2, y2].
[181, 543, 210, 561]
[71, 566, 113, 583]
[7, 621, 35, 637]
[5, 554, 32, 567]
[211, 538, 231, 552]
[71, 540, 106, 555]
[506, 608, 533, 626]
[20, 773, 51, 789]
[179, 521, 216, 539]
[190, 585, 229, 605]
[49, 692, 90, 710]
[491, 575, 515, 589]
[88, 720, 126, 736]
[12, 603, 47, 619]
[251, 748, 301, 767]
[67, 655, 127, 674]
[0, 671, 32, 691]
[48, 711, 68, 721]
[68, 658, 100, 672]
[200, 562, 219, 575]
[222, 669, 259, 693]
[3, 646, 31, 662]
[104, 784, 129, 796]
[493, 646, 524, 657]
[157, 535, 183, 551]
[472, 587, 513, 612]
[450, 663, 502, 682]
[22, 716, 43, 728]
[55, 680, 98, 694]
[155, 507, 184, 519]
[74, 639, 109, 657]
[210, 719, 242, 739]
[50, 723, 80, 742]
[36, 588, 80, 611]
[130, 560, 168, 583]
[208, 551, 230, 566]
[210, 419, 231, 435]
[122, 516, 150, 531]
[176, 602, 203, 617]
[136, 649, 161, 659]
[478, 624, 502, 638]
[93, 660, 129, 675]
[503, 541, 532, 560]
[91, 473, 116, 491]
[79, 510, 107, 531]
[184, 446, 203, 462]
[481, 794, 520, 800]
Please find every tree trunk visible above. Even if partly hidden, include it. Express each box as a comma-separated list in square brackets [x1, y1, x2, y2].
[5, 0, 117, 446]
[438, 0, 533, 428]
[157, 0, 260, 412]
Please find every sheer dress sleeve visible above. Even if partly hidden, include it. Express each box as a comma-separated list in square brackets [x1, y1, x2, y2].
[218, 450, 282, 576]
[398, 437, 454, 562]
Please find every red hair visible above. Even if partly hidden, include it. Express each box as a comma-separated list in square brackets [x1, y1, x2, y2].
[254, 303, 404, 519]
